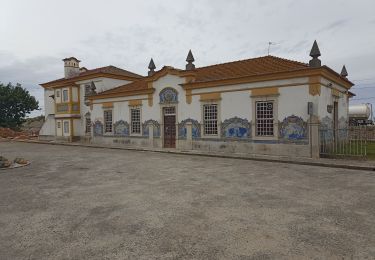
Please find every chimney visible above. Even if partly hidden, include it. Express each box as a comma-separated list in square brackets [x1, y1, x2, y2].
[309, 40, 321, 68]
[148, 58, 156, 76]
[63, 57, 81, 78]
[186, 50, 195, 70]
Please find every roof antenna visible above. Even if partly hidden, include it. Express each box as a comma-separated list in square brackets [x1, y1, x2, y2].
[268, 42, 277, 55]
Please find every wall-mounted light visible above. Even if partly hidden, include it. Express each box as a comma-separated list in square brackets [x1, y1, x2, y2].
[49, 94, 55, 100]
[327, 105, 333, 113]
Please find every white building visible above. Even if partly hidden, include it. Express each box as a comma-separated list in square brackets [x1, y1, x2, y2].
[40, 41, 354, 158]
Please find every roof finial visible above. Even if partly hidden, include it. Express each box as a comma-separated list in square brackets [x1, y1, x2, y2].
[148, 58, 156, 76]
[309, 40, 321, 67]
[340, 65, 348, 78]
[186, 50, 195, 70]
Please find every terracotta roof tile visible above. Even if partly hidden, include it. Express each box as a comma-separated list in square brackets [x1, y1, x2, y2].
[192, 55, 308, 82]
[42, 65, 143, 85]
[97, 80, 148, 95]
[95, 55, 310, 98]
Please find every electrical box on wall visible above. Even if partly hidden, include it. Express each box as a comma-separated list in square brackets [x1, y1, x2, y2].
[308, 102, 313, 115]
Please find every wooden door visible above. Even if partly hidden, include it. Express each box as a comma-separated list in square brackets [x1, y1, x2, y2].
[163, 107, 176, 148]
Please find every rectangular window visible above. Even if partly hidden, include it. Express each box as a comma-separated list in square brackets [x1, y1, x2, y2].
[255, 101, 274, 136]
[131, 108, 141, 134]
[57, 121, 61, 128]
[56, 90, 60, 98]
[85, 118, 91, 133]
[63, 121, 69, 134]
[104, 110, 112, 133]
[203, 104, 218, 135]
[62, 89, 69, 102]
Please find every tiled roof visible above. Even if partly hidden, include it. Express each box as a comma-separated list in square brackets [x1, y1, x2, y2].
[42, 65, 143, 85]
[97, 80, 148, 95]
[192, 55, 309, 82]
[94, 56, 310, 97]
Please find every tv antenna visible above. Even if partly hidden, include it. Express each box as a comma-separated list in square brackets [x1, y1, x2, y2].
[267, 41, 277, 55]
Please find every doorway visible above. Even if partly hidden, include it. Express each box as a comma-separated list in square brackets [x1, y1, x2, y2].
[163, 107, 176, 148]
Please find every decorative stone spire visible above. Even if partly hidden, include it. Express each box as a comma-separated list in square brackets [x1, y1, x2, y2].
[309, 40, 321, 67]
[340, 65, 348, 78]
[186, 50, 195, 70]
[90, 81, 97, 94]
[148, 58, 156, 76]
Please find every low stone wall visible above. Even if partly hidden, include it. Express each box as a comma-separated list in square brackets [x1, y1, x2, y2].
[191, 140, 311, 157]
[92, 136, 162, 148]
[91, 135, 311, 158]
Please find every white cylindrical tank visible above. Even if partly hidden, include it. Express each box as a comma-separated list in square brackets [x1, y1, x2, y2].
[349, 104, 371, 119]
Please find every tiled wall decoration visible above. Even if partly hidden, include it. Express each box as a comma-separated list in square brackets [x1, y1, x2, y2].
[143, 119, 161, 137]
[178, 118, 201, 139]
[93, 120, 103, 136]
[221, 117, 251, 138]
[113, 120, 129, 136]
[279, 115, 308, 141]
[159, 87, 178, 104]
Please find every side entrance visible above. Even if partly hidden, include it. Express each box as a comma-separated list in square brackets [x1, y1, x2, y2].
[163, 107, 176, 148]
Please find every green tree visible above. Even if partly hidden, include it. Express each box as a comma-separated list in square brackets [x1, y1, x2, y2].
[0, 83, 39, 129]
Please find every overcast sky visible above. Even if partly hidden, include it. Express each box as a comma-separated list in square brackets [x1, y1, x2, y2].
[1, 0, 374, 116]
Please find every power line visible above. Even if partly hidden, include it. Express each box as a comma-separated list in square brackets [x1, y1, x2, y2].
[351, 96, 375, 101]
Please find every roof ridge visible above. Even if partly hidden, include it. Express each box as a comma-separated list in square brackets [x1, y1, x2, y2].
[194, 55, 308, 71]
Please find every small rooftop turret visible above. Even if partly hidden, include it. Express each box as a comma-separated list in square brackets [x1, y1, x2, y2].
[186, 50, 195, 70]
[309, 40, 321, 68]
[63, 57, 81, 78]
[340, 65, 348, 78]
[148, 58, 156, 76]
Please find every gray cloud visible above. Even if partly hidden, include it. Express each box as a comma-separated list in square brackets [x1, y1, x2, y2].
[316, 19, 351, 33]
[1, 0, 375, 115]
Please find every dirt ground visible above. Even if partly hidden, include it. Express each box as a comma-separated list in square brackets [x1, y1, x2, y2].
[0, 142, 374, 259]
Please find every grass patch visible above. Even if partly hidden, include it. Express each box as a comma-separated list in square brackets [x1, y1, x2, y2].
[366, 141, 375, 160]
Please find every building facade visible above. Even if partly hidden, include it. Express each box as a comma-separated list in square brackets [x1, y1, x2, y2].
[40, 41, 354, 158]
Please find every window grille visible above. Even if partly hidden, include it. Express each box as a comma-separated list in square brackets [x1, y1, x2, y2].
[203, 104, 218, 135]
[63, 121, 69, 134]
[85, 118, 91, 133]
[255, 101, 274, 136]
[163, 107, 175, 115]
[104, 110, 113, 133]
[131, 108, 141, 134]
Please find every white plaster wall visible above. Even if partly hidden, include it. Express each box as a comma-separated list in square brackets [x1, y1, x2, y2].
[39, 114, 56, 136]
[191, 77, 309, 95]
[151, 74, 189, 123]
[92, 104, 104, 122]
[317, 85, 333, 120]
[77, 77, 132, 95]
[278, 85, 310, 120]
[188, 95, 202, 121]
[113, 101, 130, 123]
[44, 89, 55, 115]
[221, 91, 252, 121]
[73, 119, 82, 136]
